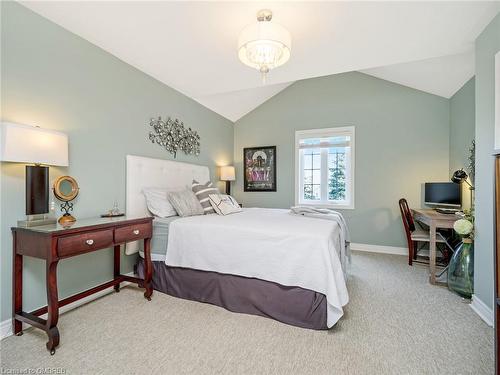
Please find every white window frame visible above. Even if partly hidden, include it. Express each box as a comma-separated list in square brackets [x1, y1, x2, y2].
[294, 126, 355, 209]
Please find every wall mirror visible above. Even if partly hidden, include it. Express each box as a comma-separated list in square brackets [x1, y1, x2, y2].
[53, 176, 79, 225]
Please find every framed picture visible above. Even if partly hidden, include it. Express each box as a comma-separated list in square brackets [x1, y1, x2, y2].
[243, 146, 277, 192]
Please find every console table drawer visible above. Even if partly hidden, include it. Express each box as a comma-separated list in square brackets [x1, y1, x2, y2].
[114, 223, 151, 244]
[57, 230, 113, 257]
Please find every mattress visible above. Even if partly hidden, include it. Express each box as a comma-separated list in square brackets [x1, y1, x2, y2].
[139, 216, 180, 261]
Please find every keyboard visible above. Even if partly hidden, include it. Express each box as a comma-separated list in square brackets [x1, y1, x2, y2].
[435, 208, 461, 215]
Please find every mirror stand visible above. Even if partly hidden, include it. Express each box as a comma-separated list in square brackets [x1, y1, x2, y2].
[58, 201, 76, 225]
[53, 175, 79, 226]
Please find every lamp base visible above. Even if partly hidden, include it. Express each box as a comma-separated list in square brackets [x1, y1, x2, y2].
[26, 165, 49, 215]
[17, 214, 56, 228]
[225, 181, 231, 195]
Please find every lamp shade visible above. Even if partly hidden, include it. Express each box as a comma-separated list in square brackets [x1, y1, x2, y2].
[451, 169, 468, 184]
[238, 10, 291, 83]
[238, 21, 291, 71]
[220, 166, 235, 181]
[0, 122, 68, 166]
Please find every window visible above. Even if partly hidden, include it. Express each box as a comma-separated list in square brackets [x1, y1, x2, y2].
[295, 127, 355, 209]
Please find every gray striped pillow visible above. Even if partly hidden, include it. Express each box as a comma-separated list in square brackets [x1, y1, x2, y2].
[192, 180, 218, 214]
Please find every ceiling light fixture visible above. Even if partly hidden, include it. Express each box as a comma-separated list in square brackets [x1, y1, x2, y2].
[238, 9, 291, 84]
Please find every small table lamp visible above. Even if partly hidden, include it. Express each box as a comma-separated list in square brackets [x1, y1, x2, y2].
[1, 122, 69, 227]
[220, 166, 235, 195]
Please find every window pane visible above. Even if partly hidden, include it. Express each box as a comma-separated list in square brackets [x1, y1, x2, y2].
[303, 184, 313, 200]
[303, 148, 314, 156]
[325, 135, 349, 146]
[328, 150, 346, 201]
[312, 170, 321, 184]
[303, 184, 321, 200]
[300, 139, 321, 148]
[312, 154, 321, 169]
[302, 147, 322, 202]
[303, 170, 312, 184]
[312, 185, 321, 200]
[304, 154, 312, 168]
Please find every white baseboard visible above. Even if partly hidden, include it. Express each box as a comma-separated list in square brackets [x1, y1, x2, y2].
[0, 318, 13, 340]
[470, 294, 494, 327]
[351, 242, 407, 256]
[1, 272, 136, 340]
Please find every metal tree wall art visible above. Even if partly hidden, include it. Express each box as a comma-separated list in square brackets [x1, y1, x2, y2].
[148, 116, 201, 158]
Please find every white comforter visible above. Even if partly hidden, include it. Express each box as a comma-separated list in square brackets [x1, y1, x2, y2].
[165, 208, 349, 327]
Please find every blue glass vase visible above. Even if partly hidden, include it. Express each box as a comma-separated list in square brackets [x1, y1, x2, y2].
[447, 239, 474, 299]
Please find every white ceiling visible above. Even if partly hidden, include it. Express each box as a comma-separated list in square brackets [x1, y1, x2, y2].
[20, 1, 500, 122]
[194, 82, 294, 122]
[361, 51, 476, 98]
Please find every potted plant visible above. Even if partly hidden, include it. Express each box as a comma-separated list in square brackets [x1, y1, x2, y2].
[447, 209, 474, 298]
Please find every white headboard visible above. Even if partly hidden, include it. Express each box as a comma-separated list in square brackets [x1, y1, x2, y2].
[125, 154, 210, 254]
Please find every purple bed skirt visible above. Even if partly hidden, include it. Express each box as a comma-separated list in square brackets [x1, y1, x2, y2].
[136, 259, 328, 330]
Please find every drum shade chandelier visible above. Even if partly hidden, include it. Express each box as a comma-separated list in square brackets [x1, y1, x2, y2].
[238, 9, 291, 83]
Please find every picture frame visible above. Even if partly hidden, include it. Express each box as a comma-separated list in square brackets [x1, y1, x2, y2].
[243, 146, 277, 192]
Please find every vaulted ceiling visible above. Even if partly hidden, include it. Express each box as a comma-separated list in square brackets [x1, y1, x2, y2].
[20, 1, 500, 121]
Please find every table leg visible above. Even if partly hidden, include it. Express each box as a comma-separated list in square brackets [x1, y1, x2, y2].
[429, 224, 437, 285]
[143, 237, 153, 301]
[114, 245, 120, 292]
[46, 260, 60, 355]
[12, 243, 23, 336]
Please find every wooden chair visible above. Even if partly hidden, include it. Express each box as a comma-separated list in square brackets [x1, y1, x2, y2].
[398, 198, 453, 266]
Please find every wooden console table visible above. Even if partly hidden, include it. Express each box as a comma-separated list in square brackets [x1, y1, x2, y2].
[412, 209, 459, 285]
[12, 216, 153, 355]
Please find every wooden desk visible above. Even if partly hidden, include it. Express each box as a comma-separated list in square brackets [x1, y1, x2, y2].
[412, 209, 459, 285]
[12, 216, 153, 355]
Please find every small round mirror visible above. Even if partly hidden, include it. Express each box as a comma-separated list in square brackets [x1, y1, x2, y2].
[53, 176, 79, 202]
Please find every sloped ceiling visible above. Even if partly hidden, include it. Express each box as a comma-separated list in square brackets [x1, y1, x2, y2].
[361, 52, 475, 99]
[20, 1, 500, 121]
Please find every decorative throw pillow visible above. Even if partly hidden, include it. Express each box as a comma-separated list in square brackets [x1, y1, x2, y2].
[192, 180, 219, 214]
[167, 189, 204, 217]
[143, 188, 178, 217]
[208, 194, 242, 216]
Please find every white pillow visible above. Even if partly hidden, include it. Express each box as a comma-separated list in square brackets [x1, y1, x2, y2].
[142, 187, 178, 218]
[208, 194, 242, 216]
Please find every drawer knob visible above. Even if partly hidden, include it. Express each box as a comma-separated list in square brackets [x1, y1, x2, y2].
[133, 229, 140, 235]
[86, 239, 94, 245]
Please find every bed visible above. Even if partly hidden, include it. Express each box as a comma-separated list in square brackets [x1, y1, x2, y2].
[126, 155, 349, 329]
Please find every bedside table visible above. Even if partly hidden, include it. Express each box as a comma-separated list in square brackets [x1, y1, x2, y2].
[11, 216, 153, 355]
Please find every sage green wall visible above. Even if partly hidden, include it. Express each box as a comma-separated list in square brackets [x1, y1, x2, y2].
[233, 72, 450, 247]
[0, 3, 233, 321]
[473, 13, 500, 310]
[449, 77, 475, 209]
[450, 77, 475, 173]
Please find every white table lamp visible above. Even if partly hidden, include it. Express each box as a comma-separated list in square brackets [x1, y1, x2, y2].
[1, 122, 68, 226]
[220, 166, 235, 195]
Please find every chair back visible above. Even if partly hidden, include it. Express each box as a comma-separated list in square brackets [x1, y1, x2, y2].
[398, 198, 416, 237]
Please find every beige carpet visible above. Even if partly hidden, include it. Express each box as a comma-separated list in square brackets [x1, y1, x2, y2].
[0, 252, 493, 374]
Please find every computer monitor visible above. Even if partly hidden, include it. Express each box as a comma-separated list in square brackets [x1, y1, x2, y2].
[424, 182, 461, 208]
